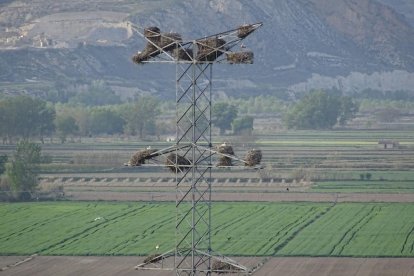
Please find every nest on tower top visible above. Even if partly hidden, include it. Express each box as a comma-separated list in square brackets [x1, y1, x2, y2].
[132, 27, 182, 63]
[165, 153, 191, 173]
[132, 45, 159, 63]
[144, 26, 161, 43]
[196, 37, 226, 62]
[159, 33, 182, 52]
[172, 48, 193, 61]
[226, 51, 254, 64]
[127, 149, 159, 166]
[237, 24, 256, 39]
[216, 144, 234, 167]
[244, 149, 262, 167]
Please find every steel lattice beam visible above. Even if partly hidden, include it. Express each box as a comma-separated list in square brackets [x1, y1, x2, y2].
[174, 61, 213, 275]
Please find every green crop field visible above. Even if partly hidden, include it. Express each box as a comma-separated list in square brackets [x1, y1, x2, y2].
[1, 202, 413, 257]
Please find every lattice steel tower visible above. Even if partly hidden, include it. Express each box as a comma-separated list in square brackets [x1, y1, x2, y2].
[131, 22, 262, 275]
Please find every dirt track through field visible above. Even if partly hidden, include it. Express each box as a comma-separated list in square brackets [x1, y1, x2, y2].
[66, 190, 414, 203]
[1, 256, 413, 276]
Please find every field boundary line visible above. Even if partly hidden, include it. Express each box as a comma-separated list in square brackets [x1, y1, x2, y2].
[0, 254, 37, 271]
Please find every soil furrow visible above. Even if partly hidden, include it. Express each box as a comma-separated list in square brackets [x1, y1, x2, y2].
[272, 203, 335, 255]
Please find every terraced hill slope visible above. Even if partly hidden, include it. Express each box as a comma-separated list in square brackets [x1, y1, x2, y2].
[1, 0, 414, 97]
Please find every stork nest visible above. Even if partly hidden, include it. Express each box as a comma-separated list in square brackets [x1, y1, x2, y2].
[143, 254, 162, 264]
[216, 144, 234, 167]
[212, 260, 241, 273]
[237, 24, 255, 39]
[144, 26, 161, 44]
[196, 38, 226, 61]
[172, 48, 193, 61]
[244, 149, 262, 167]
[128, 149, 158, 166]
[227, 51, 254, 64]
[165, 153, 191, 173]
[132, 28, 182, 63]
[158, 33, 182, 52]
[132, 44, 159, 63]
[144, 27, 160, 38]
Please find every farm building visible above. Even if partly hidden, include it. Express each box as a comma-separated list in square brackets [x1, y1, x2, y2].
[378, 139, 400, 149]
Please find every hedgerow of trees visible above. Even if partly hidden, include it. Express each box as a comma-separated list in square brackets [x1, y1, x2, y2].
[212, 102, 238, 135]
[0, 95, 162, 143]
[283, 90, 359, 129]
[0, 96, 55, 143]
[6, 141, 42, 200]
[4, 88, 402, 142]
[232, 115, 254, 135]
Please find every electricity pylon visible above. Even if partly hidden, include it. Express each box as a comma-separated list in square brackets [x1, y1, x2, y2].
[131, 22, 262, 275]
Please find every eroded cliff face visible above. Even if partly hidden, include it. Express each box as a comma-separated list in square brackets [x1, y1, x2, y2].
[309, 0, 414, 68]
[0, 0, 413, 96]
[377, 0, 414, 27]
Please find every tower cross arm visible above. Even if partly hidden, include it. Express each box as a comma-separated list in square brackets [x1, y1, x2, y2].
[128, 22, 263, 64]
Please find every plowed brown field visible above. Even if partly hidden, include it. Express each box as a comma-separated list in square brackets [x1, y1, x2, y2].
[1, 256, 414, 276]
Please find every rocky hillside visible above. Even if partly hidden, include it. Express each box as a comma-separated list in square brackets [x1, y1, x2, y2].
[0, 0, 414, 98]
[378, 0, 414, 27]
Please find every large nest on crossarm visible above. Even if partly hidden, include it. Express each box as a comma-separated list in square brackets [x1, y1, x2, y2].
[165, 153, 191, 173]
[144, 26, 161, 43]
[172, 48, 193, 61]
[226, 51, 254, 64]
[132, 44, 159, 63]
[158, 33, 182, 52]
[196, 38, 226, 62]
[132, 27, 182, 63]
[143, 254, 162, 264]
[244, 149, 262, 167]
[127, 149, 158, 166]
[216, 144, 234, 167]
[237, 24, 256, 39]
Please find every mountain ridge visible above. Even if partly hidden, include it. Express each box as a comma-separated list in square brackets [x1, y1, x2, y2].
[0, 0, 414, 98]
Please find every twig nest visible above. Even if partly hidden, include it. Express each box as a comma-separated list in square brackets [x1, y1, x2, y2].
[172, 48, 193, 61]
[244, 149, 262, 167]
[216, 144, 234, 167]
[128, 149, 158, 166]
[144, 27, 161, 38]
[212, 260, 241, 273]
[227, 51, 254, 64]
[132, 30, 182, 63]
[217, 144, 234, 155]
[165, 153, 191, 173]
[144, 27, 161, 46]
[196, 38, 226, 61]
[132, 45, 158, 63]
[159, 33, 182, 52]
[237, 24, 255, 39]
[143, 254, 162, 264]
